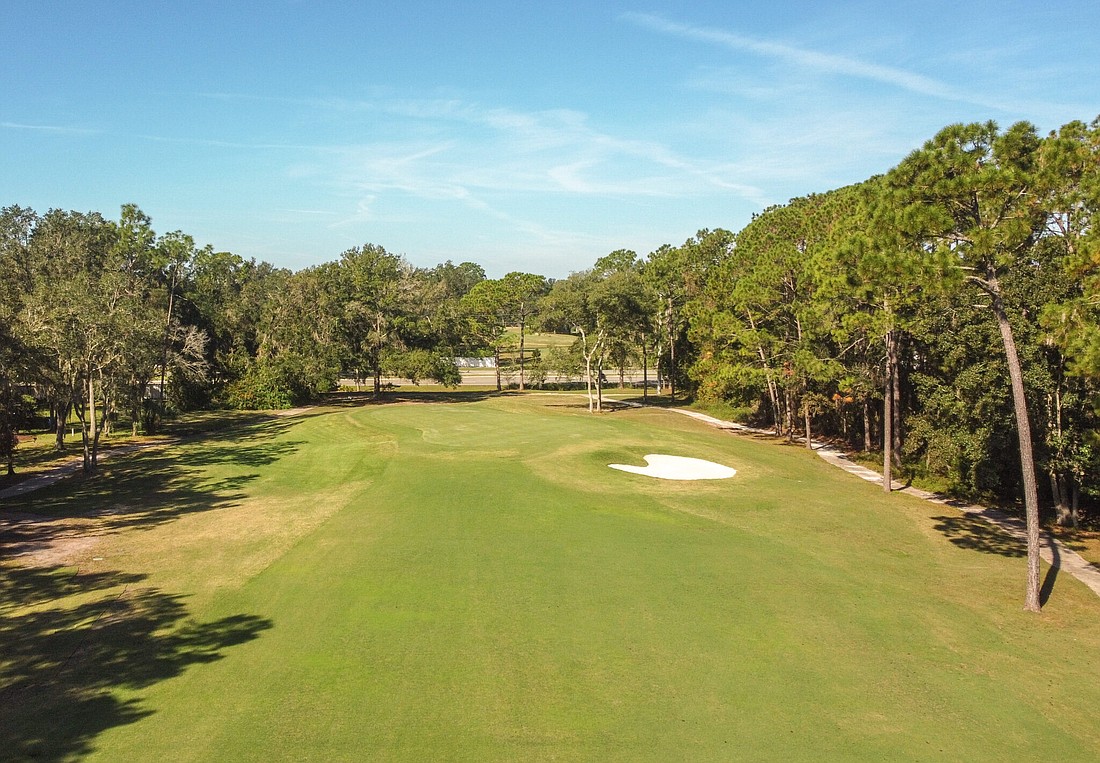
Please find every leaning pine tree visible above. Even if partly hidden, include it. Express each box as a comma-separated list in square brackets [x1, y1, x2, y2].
[885, 121, 1049, 611]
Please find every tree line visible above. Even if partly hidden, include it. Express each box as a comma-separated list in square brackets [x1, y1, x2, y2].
[683, 119, 1099, 611]
[2, 117, 1097, 607]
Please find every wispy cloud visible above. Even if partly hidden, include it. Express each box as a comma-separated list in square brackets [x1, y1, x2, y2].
[621, 12, 1015, 112]
[134, 132, 322, 151]
[278, 208, 338, 216]
[195, 90, 765, 198]
[2, 120, 97, 135]
[128, 91, 773, 268]
[267, 95, 771, 223]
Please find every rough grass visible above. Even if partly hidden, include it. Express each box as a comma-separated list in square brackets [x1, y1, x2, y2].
[3, 394, 1100, 761]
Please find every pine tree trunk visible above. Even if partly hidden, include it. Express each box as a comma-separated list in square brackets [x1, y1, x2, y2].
[1051, 473, 1068, 525]
[92, 392, 103, 469]
[770, 381, 781, 437]
[4, 387, 13, 473]
[653, 329, 664, 396]
[584, 354, 594, 412]
[990, 287, 1042, 612]
[863, 399, 873, 452]
[769, 377, 782, 436]
[746, 312, 781, 434]
[579, 328, 594, 413]
[892, 348, 902, 466]
[803, 398, 812, 449]
[596, 358, 604, 413]
[518, 317, 526, 391]
[102, 387, 112, 439]
[883, 332, 895, 493]
[785, 389, 794, 442]
[373, 315, 383, 395]
[669, 327, 676, 401]
[159, 267, 177, 426]
[756, 350, 781, 436]
[1054, 474, 1074, 527]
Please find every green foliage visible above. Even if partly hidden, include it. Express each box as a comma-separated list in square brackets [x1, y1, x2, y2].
[904, 292, 1018, 497]
[223, 352, 333, 410]
[382, 348, 461, 387]
[543, 344, 584, 382]
[670, 116, 1100, 525]
[1039, 118, 1100, 379]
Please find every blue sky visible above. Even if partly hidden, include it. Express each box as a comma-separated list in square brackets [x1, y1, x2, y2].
[3, 1, 1097, 278]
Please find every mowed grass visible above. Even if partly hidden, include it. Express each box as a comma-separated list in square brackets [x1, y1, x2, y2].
[502, 328, 576, 350]
[3, 394, 1100, 761]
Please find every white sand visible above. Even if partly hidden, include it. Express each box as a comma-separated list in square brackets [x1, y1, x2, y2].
[608, 454, 736, 481]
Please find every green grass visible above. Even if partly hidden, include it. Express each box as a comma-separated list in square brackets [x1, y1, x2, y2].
[502, 328, 577, 350]
[3, 394, 1100, 761]
[1, 409, 271, 490]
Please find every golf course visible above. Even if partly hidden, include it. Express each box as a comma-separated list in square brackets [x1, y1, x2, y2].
[3, 393, 1100, 761]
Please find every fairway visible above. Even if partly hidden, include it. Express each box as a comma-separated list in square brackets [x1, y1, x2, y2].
[3, 394, 1100, 761]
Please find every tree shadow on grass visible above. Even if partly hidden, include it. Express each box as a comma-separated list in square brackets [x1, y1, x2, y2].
[0, 563, 272, 762]
[320, 389, 497, 407]
[933, 514, 1061, 605]
[1, 416, 306, 539]
[1040, 535, 1059, 606]
[542, 401, 596, 411]
[1, 412, 290, 491]
[932, 514, 1025, 557]
[0, 414, 288, 758]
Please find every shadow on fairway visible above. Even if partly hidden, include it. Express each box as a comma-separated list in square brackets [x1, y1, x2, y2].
[0, 563, 272, 762]
[933, 514, 1062, 605]
[320, 389, 498, 407]
[1, 412, 287, 489]
[932, 514, 1025, 557]
[1, 416, 305, 533]
[542, 400, 599, 411]
[1041, 534, 1060, 606]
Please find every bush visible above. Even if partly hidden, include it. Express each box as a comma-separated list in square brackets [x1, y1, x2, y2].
[224, 352, 336, 410]
[382, 349, 461, 387]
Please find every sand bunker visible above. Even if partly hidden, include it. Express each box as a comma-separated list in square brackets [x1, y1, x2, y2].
[608, 454, 736, 481]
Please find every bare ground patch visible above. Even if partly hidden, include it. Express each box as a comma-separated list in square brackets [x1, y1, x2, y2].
[0, 512, 105, 569]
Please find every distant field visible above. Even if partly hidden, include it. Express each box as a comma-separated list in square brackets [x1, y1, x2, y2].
[502, 328, 577, 350]
[3, 393, 1100, 761]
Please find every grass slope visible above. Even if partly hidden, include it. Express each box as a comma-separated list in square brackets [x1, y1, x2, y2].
[3, 394, 1100, 761]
